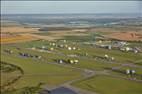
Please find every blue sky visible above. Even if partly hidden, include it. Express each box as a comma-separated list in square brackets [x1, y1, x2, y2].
[1, 1, 142, 14]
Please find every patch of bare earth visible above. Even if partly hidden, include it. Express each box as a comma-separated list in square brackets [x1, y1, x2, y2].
[104, 31, 142, 41]
[1, 34, 38, 44]
[1, 26, 39, 44]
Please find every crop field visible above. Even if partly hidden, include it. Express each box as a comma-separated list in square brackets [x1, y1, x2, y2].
[1, 34, 38, 44]
[1, 25, 142, 94]
[105, 31, 142, 41]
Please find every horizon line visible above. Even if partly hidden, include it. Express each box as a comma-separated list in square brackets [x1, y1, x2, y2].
[1, 13, 141, 15]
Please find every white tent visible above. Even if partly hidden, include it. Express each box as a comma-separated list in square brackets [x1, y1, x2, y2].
[68, 47, 72, 50]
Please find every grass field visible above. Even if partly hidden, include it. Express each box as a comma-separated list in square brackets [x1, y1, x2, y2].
[1, 45, 82, 90]
[1, 26, 142, 94]
[72, 75, 142, 94]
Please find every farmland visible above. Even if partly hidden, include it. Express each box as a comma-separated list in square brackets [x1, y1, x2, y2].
[1, 18, 142, 94]
[1, 24, 142, 94]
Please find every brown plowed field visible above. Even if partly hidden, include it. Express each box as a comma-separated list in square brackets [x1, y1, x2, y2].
[1, 26, 39, 44]
[104, 32, 142, 41]
[1, 34, 38, 44]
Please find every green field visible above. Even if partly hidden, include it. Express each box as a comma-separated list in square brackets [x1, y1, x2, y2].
[1, 31, 142, 94]
[72, 75, 142, 94]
